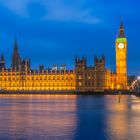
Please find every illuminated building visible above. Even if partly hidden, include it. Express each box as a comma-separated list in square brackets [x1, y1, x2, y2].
[0, 19, 128, 92]
[0, 69, 76, 91]
[115, 19, 128, 89]
[75, 56, 112, 91]
[75, 19, 128, 91]
[0, 39, 76, 91]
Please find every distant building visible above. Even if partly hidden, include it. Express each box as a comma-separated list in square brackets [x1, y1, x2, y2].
[0, 19, 128, 92]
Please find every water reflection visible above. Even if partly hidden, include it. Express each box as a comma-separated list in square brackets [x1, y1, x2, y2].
[105, 95, 140, 140]
[0, 95, 77, 140]
[0, 95, 140, 140]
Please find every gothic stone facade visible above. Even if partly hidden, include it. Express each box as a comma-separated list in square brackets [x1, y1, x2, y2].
[75, 56, 112, 92]
[0, 69, 76, 91]
[0, 19, 128, 92]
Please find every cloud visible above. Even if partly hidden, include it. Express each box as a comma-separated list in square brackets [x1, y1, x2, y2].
[0, 0, 29, 16]
[44, 2, 100, 24]
[0, 0, 100, 24]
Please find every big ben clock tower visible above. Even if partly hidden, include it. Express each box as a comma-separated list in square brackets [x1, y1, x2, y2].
[116, 19, 127, 89]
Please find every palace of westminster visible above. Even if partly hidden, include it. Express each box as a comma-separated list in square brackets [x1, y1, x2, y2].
[0, 20, 128, 92]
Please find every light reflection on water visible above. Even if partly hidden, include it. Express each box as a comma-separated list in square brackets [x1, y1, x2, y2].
[0, 95, 77, 140]
[0, 95, 140, 140]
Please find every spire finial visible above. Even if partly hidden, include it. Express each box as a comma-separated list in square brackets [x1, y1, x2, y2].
[120, 16, 122, 21]
[120, 17, 124, 30]
[14, 36, 18, 52]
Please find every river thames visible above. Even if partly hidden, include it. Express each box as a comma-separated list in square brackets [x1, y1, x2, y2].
[0, 95, 140, 140]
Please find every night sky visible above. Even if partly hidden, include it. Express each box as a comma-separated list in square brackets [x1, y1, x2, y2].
[0, 0, 139, 75]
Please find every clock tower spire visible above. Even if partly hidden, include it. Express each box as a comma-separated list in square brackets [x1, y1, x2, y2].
[115, 19, 128, 89]
[118, 18, 126, 38]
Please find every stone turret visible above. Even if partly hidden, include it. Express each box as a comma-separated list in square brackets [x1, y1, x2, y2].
[0, 54, 5, 71]
[75, 56, 87, 91]
[94, 55, 106, 91]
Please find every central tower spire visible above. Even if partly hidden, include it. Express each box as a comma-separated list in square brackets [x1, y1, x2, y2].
[11, 37, 21, 71]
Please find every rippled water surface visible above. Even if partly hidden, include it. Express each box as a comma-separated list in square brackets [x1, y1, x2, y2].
[0, 95, 140, 140]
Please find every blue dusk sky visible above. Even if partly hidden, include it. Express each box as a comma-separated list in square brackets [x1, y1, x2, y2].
[0, 0, 139, 75]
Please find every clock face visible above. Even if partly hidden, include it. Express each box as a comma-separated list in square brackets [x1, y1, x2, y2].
[118, 43, 124, 49]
